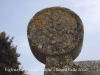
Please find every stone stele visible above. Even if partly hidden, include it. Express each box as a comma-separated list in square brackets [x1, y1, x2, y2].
[27, 7, 100, 75]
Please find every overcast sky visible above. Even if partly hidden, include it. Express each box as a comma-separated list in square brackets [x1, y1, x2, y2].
[0, 0, 100, 75]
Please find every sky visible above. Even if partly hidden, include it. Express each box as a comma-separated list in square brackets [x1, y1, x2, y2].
[0, 0, 100, 75]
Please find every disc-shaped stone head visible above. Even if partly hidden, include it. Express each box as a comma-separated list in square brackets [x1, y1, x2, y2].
[27, 7, 84, 64]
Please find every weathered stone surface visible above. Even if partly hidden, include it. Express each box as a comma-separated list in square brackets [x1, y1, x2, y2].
[27, 7, 84, 64]
[27, 6, 85, 75]
[44, 54, 79, 75]
[74, 60, 100, 75]
[27, 6, 100, 75]
[44, 60, 100, 75]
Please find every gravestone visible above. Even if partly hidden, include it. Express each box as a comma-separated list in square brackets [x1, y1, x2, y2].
[27, 7, 100, 75]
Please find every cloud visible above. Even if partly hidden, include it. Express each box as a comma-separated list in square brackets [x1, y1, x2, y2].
[71, 0, 100, 34]
[84, 0, 100, 6]
[82, 6, 100, 34]
[27, 63, 45, 75]
[15, 36, 31, 56]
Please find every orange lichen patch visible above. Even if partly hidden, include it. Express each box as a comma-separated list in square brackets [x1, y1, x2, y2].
[60, 49, 65, 53]
[50, 24, 52, 27]
[43, 29, 48, 34]
[34, 19, 43, 29]
[32, 43, 34, 46]
[36, 42, 39, 46]
[56, 34, 65, 43]
[48, 50, 52, 55]
[69, 15, 75, 22]
[31, 26, 36, 32]
[53, 51, 57, 54]
[58, 29, 64, 34]
[70, 30, 74, 33]
[61, 49, 65, 52]
[57, 36, 61, 42]
[64, 54, 72, 59]
[61, 34, 66, 39]
[68, 42, 75, 49]
[51, 67, 56, 70]
[51, 14, 58, 20]
[50, 34, 53, 37]
[60, 62, 62, 65]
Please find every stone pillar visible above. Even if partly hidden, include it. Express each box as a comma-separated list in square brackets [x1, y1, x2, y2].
[27, 7, 84, 75]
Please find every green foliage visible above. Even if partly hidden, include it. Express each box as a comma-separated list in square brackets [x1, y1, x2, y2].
[0, 31, 26, 75]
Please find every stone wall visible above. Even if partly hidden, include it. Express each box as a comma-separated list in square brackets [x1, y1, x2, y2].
[74, 60, 100, 75]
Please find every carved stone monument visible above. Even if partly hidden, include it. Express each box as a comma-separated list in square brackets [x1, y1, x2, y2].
[27, 7, 100, 75]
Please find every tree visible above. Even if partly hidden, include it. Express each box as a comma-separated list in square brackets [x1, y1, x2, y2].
[0, 31, 27, 75]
